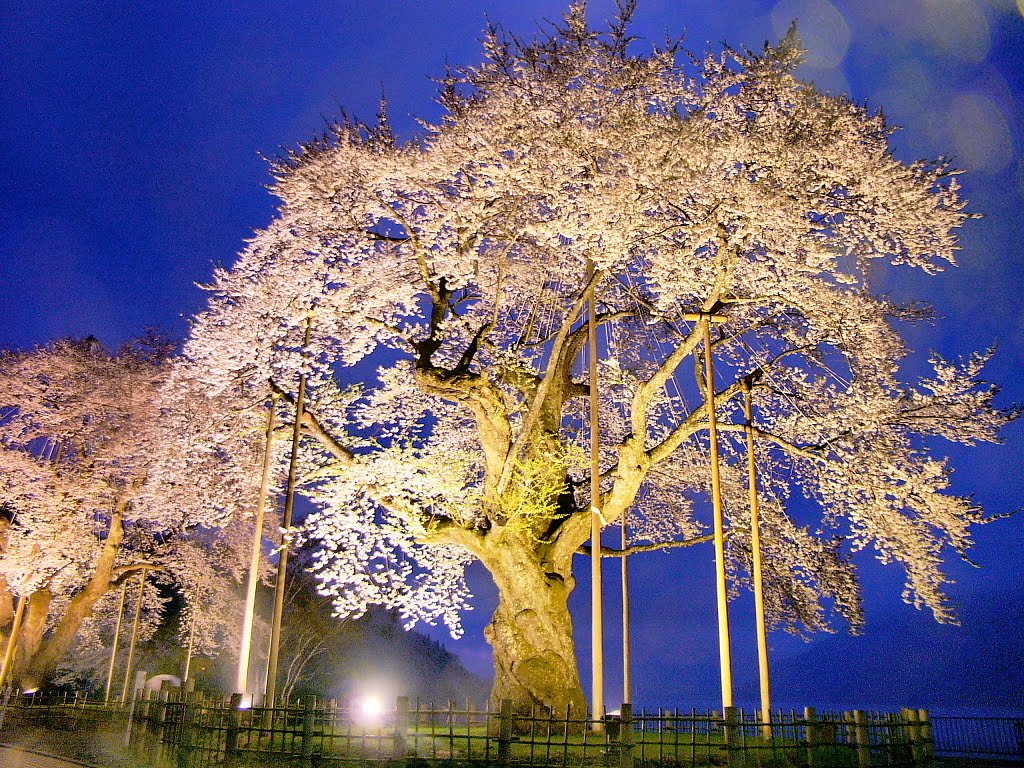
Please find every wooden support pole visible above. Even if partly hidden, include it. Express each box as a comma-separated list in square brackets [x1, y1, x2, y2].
[104, 581, 129, 700]
[121, 569, 148, 705]
[621, 511, 631, 706]
[266, 316, 312, 706]
[237, 395, 278, 695]
[587, 259, 605, 729]
[182, 612, 196, 684]
[702, 317, 734, 710]
[0, 593, 27, 689]
[743, 379, 773, 738]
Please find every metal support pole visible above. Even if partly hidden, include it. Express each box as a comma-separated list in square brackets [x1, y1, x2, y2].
[702, 317, 734, 710]
[104, 581, 128, 700]
[121, 569, 147, 705]
[587, 261, 605, 728]
[237, 396, 278, 694]
[265, 317, 312, 706]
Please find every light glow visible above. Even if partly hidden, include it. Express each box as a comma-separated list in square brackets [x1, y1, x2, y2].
[356, 694, 384, 725]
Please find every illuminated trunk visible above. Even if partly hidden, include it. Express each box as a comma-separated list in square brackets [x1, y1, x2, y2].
[16, 590, 52, 665]
[16, 505, 127, 688]
[480, 533, 587, 719]
[0, 522, 13, 633]
[0, 583, 13, 634]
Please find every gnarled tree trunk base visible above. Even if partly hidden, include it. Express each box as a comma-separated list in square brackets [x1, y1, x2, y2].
[481, 535, 588, 725]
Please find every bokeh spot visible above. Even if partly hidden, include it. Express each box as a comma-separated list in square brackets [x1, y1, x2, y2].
[771, 0, 851, 68]
[944, 92, 1015, 174]
[922, 0, 992, 63]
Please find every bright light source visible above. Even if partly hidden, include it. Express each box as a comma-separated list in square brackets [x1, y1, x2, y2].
[23, 688, 38, 695]
[356, 694, 384, 725]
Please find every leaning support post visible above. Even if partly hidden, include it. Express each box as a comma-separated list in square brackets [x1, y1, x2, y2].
[743, 378, 773, 739]
[587, 259, 605, 731]
[120, 569, 148, 706]
[0, 593, 27, 690]
[182, 612, 196, 684]
[236, 395, 277, 695]
[104, 581, 128, 701]
[621, 508, 632, 706]
[702, 315, 734, 710]
[266, 317, 312, 706]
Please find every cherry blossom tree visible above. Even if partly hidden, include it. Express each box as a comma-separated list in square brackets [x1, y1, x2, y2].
[186, 4, 1012, 716]
[0, 335, 260, 688]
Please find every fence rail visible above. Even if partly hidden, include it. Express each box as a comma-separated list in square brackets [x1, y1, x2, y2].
[930, 716, 1024, 763]
[0, 689, 1021, 767]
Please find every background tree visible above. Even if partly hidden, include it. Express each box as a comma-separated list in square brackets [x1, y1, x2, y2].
[0, 335, 260, 688]
[185, 4, 1012, 716]
[271, 559, 488, 704]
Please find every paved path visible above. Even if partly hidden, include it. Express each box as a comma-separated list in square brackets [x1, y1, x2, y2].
[0, 745, 97, 767]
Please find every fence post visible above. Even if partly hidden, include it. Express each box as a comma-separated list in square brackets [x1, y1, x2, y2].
[497, 698, 514, 768]
[301, 699, 315, 765]
[604, 711, 621, 768]
[804, 707, 818, 768]
[898, 707, 917, 765]
[0, 686, 11, 730]
[395, 696, 410, 757]
[224, 692, 243, 764]
[155, 690, 170, 744]
[916, 709, 933, 764]
[723, 707, 744, 768]
[176, 702, 193, 768]
[850, 710, 871, 768]
[619, 703, 634, 768]
[123, 677, 145, 748]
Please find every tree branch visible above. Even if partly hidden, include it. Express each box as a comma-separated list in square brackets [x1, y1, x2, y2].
[577, 532, 719, 557]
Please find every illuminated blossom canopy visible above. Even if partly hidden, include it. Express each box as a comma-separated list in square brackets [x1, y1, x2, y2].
[0, 335, 262, 686]
[186, 3, 1011, 714]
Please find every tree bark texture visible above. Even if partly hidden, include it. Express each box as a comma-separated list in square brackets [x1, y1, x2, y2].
[16, 506, 126, 687]
[479, 532, 588, 719]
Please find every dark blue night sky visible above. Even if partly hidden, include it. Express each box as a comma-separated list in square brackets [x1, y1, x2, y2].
[2, 0, 1022, 715]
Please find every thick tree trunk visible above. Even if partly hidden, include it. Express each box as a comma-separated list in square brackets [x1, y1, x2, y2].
[16, 507, 127, 688]
[479, 533, 587, 719]
[16, 590, 52, 668]
[0, 522, 13, 635]
[0, 581, 13, 638]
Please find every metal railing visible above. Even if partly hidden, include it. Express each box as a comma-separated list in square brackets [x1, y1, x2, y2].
[2, 688, 1021, 767]
[931, 715, 1024, 763]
